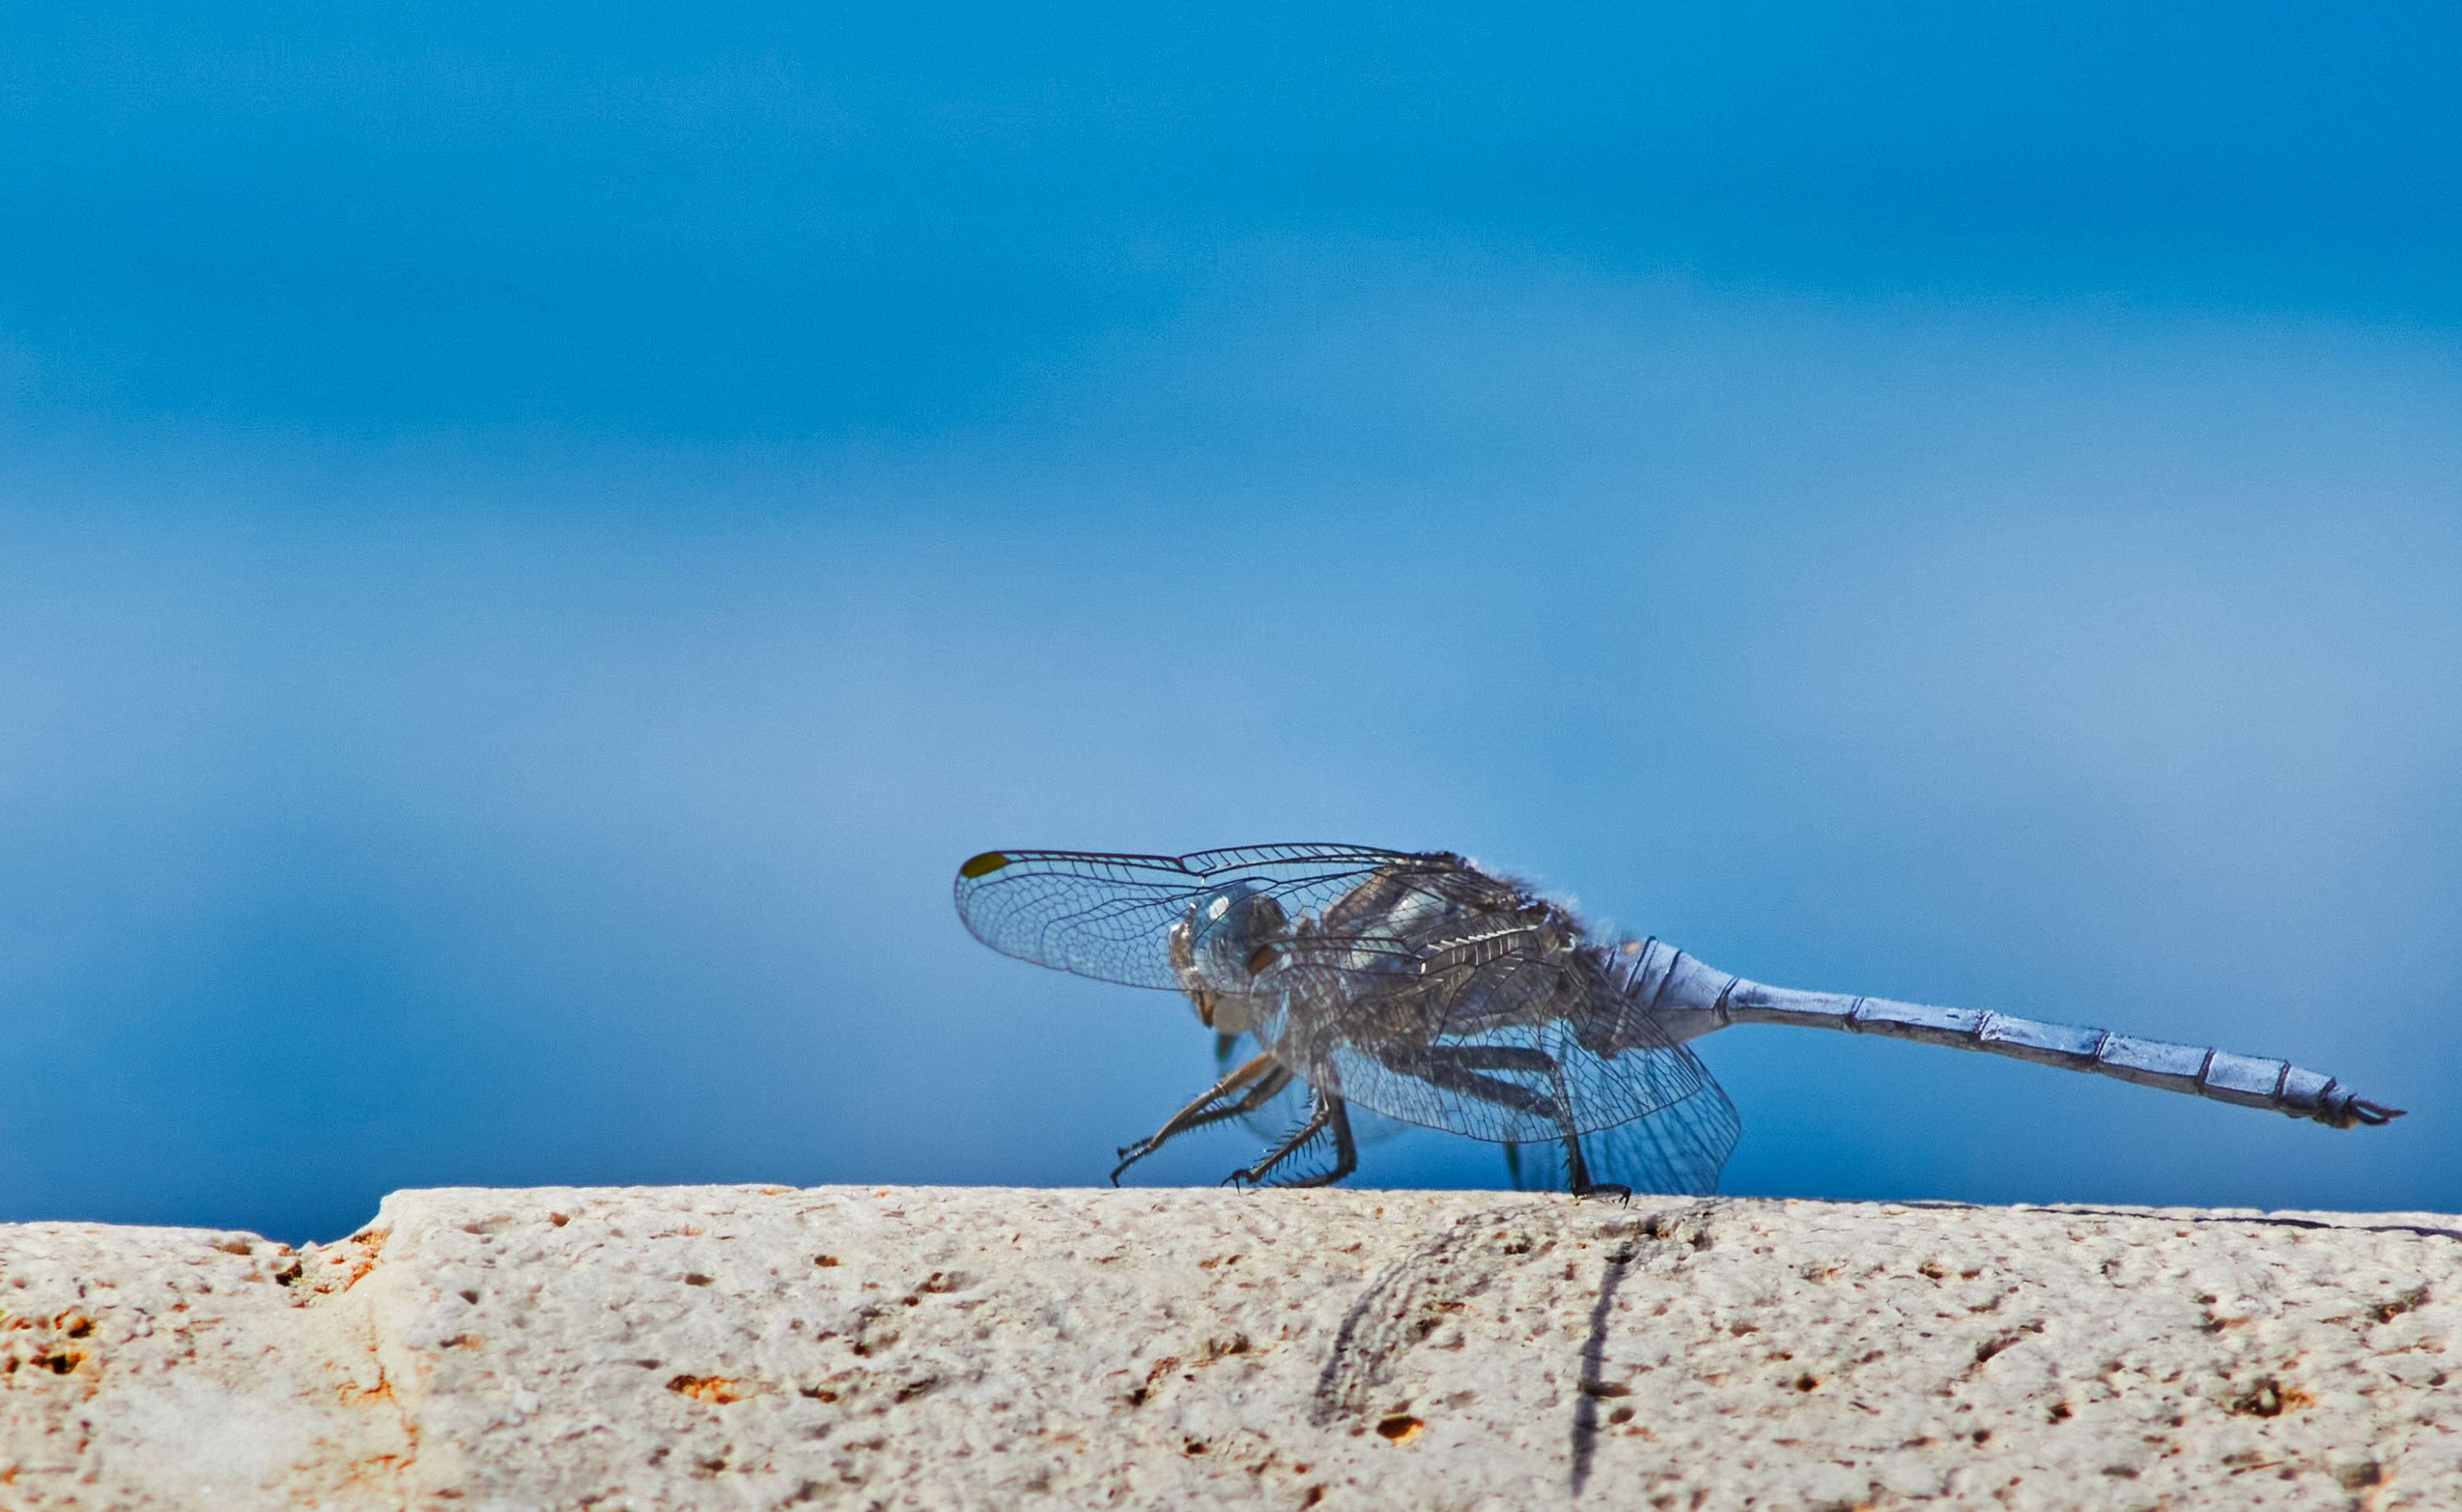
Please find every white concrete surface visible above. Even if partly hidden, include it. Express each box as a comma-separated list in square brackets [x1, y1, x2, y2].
[5, 1185, 2455, 1509]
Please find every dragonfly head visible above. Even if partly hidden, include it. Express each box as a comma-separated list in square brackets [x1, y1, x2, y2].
[1165, 881, 1288, 1034]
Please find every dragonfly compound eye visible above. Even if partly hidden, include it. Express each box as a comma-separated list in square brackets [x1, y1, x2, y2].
[1167, 917, 1196, 975]
[1184, 886, 1289, 981]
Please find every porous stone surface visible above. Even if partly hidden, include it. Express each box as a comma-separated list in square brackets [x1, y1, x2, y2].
[3, 1187, 2456, 1510]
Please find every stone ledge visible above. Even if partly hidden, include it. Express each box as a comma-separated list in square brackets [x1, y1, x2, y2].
[3, 1185, 2456, 1510]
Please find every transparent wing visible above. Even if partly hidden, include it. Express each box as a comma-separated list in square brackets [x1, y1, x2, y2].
[1314, 1012, 1722, 1144]
[1256, 934, 1724, 1144]
[952, 844, 1431, 990]
[1503, 1082, 1742, 1197]
[1586, 1080, 1741, 1196]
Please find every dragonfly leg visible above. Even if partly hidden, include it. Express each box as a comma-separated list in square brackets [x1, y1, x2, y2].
[1560, 1133, 1631, 1204]
[1542, 1054, 1632, 1204]
[1396, 1053, 1560, 1120]
[1111, 1054, 1293, 1185]
[1225, 1091, 1357, 1189]
[1401, 1045, 1631, 1200]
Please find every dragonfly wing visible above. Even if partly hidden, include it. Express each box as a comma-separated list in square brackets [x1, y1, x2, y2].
[1267, 945, 1720, 1144]
[1313, 1021, 1720, 1143]
[1499, 1085, 1741, 1198]
[1574, 1080, 1741, 1196]
[953, 844, 1430, 990]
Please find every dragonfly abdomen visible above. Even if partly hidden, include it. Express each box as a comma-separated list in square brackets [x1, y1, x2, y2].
[1612, 937, 2400, 1130]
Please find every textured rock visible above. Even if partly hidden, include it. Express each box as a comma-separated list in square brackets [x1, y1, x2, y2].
[4, 1187, 2457, 1510]
[0, 1219, 404, 1510]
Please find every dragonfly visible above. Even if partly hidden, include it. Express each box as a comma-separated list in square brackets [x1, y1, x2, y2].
[953, 844, 2404, 1197]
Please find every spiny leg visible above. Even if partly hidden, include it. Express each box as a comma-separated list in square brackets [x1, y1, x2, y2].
[1112, 1053, 1294, 1185]
[1224, 1090, 1357, 1189]
[1120, 1051, 1284, 1159]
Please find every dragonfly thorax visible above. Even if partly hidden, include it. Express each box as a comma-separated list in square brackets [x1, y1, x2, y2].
[1165, 882, 1288, 1035]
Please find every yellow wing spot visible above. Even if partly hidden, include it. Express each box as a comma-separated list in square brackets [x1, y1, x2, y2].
[958, 852, 1011, 879]
[1247, 946, 1278, 975]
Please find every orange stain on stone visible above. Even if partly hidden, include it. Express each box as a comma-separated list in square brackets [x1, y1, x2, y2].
[668, 1374, 748, 1404]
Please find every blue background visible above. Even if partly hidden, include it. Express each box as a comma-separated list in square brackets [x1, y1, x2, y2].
[3, 6, 2456, 1242]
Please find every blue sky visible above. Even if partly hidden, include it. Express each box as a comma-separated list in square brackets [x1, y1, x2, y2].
[3, 7, 2457, 1240]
